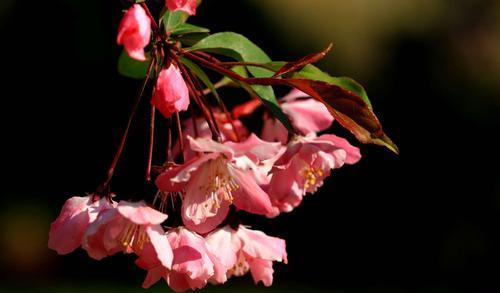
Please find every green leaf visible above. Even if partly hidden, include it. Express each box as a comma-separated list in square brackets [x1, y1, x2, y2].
[117, 50, 151, 79]
[189, 32, 293, 131]
[171, 23, 209, 36]
[189, 32, 274, 78]
[267, 62, 372, 108]
[161, 10, 189, 34]
[175, 33, 210, 47]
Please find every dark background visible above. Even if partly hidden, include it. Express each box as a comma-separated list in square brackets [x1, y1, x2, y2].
[1, 0, 500, 292]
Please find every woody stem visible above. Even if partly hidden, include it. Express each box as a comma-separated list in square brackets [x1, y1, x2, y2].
[98, 57, 156, 194]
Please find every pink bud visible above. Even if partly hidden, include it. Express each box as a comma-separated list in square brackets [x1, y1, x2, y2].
[151, 64, 190, 118]
[117, 4, 151, 61]
[166, 0, 197, 16]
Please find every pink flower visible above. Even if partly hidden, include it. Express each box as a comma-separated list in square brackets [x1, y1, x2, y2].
[48, 195, 115, 255]
[262, 89, 334, 143]
[151, 64, 190, 119]
[205, 225, 287, 286]
[267, 134, 361, 216]
[141, 227, 221, 292]
[166, 0, 197, 16]
[117, 4, 151, 61]
[156, 135, 281, 234]
[82, 201, 173, 271]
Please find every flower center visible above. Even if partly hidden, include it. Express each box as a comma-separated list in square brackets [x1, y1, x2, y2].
[228, 251, 250, 277]
[300, 165, 324, 191]
[200, 157, 239, 209]
[118, 222, 148, 252]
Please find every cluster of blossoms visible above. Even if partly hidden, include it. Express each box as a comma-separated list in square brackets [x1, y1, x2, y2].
[49, 0, 395, 291]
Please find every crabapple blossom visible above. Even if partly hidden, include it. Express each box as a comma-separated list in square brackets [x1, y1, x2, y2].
[83, 201, 173, 271]
[48, 195, 115, 255]
[267, 134, 361, 216]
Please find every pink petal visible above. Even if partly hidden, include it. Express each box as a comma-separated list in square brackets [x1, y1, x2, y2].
[142, 266, 166, 289]
[182, 200, 230, 235]
[155, 153, 220, 192]
[137, 225, 173, 269]
[236, 226, 287, 263]
[117, 201, 168, 225]
[267, 163, 304, 214]
[230, 167, 274, 216]
[82, 208, 120, 260]
[48, 196, 92, 255]
[168, 228, 214, 281]
[205, 227, 239, 271]
[282, 98, 334, 134]
[317, 134, 361, 164]
[248, 258, 274, 287]
[167, 271, 201, 292]
[187, 136, 234, 159]
[166, 0, 197, 16]
[225, 133, 283, 161]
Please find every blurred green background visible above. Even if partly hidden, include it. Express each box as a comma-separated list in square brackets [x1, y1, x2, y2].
[1, 0, 500, 292]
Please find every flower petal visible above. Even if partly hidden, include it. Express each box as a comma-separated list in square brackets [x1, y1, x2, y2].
[317, 134, 361, 164]
[248, 258, 274, 287]
[236, 226, 287, 263]
[182, 200, 230, 235]
[230, 168, 273, 216]
[117, 201, 168, 225]
[48, 196, 92, 255]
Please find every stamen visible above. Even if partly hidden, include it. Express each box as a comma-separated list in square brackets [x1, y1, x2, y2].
[199, 157, 239, 209]
[154, 190, 183, 213]
[118, 222, 148, 252]
[300, 164, 325, 191]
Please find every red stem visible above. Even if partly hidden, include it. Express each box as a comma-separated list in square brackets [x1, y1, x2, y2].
[166, 118, 173, 162]
[175, 112, 185, 162]
[97, 57, 156, 194]
[146, 106, 156, 182]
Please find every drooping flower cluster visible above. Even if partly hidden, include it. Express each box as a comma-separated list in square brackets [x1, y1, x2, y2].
[48, 0, 396, 291]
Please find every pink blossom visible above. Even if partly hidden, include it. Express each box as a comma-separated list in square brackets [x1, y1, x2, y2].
[140, 227, 221, 292]
[151, 64, 190, 119]
[262, 89, 334, 143]
[267, 134, 361, 216]
[166, 0, 197, 16]
[117, 4, 151, 61]
[156, 135, 281, 234]
[82, 201, 173, 271]
[48, 195, 115, 255]
[205, 225, 287, 286]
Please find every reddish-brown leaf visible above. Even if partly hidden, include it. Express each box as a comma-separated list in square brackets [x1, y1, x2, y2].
[272, 43, 333, 78]
[244, 77, 398, 154]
